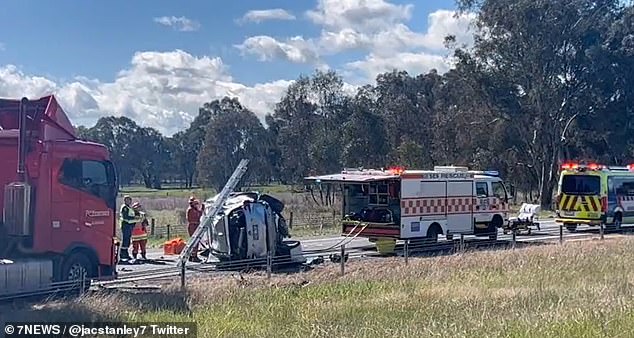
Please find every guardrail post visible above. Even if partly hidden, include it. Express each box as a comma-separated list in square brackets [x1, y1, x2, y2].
[151, 218, 156, 236]
[512, 227, 517, 250]
[600, 222, 605, 240]
[167, 224, 171, 239]
[460, 234, 465, 253]
[180, 263, 186, 291]
[404, 239, 409, 265]
[289, 211, 293, 230]
[340, 244, 346, 276]
[266, 250, 272, 279]
[559, 223, 563, 244]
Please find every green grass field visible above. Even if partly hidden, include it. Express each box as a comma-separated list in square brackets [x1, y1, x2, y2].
[6, 238, 634, 337]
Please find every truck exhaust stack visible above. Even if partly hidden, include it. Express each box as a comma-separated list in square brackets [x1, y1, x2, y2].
[17, 97, 27, 182]
[3, 97, 33, 237]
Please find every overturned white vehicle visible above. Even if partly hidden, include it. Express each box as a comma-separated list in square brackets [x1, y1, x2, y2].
[202, 192, 306, 267]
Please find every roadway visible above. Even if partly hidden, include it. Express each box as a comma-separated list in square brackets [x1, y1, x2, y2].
[110, 219, 630, 283]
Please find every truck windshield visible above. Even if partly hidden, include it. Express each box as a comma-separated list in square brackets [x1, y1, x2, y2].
[561, 175, 600, 195]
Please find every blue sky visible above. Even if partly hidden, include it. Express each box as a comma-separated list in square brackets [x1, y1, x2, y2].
[0, 0, 473, 135]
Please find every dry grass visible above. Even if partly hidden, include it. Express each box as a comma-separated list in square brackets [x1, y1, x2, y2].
[4, 238, 634, 337]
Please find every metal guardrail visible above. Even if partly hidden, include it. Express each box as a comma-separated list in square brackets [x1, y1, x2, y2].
[4, 218, 623, 303]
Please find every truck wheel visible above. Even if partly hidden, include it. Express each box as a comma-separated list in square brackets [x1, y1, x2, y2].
[61, 252, 94, 292]
[426, 224, 441, 244]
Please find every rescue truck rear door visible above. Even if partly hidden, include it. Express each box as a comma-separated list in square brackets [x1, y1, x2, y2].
[446, 180, 474, 234]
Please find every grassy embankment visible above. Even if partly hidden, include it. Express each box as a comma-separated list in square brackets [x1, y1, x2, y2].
[4, 238, 634, 337]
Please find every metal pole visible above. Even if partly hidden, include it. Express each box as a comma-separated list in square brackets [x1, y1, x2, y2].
[404, 239, 409, 265]
[151, 218, 156, 236]
[289, 212, 293, 230]
[17, 97, 28, 182]
[460, 234, 465, 253]
[559, 223, 563, 244]
[340, 244, 345, 276]
[180, 263, 186, 291]
[600, 222, 604, 240]
[266, 251, 272, 279]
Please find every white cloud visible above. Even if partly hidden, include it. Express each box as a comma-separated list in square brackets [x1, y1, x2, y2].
[306, 1, 476, 81]
[317, 29, 371, 54]
[346, 52, 450, 81]
[0, 51, 292, 136]
[236, 0, 476, 82]
[153, 16, 200, 32]
[235, 36, 321, 64]
[238, 9, 296, 24]
[306, 0, 413, 33]
[0, 65, 58, 98]
[420, 9, 476, 50]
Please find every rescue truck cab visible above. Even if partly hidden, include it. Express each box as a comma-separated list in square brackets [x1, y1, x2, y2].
[0, 96, 118, 297]
[305, 166, 512, 253]
[556, 162, 634, 232]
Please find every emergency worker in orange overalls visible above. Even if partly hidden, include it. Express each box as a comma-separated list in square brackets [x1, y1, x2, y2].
[186, 197, 204, 262]
[131, 202, 149, 260]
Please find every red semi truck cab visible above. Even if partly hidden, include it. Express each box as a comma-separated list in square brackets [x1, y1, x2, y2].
[0, 95, 118, 290]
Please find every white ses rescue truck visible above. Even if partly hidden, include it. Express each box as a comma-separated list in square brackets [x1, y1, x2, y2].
[305, 166, 512, 252]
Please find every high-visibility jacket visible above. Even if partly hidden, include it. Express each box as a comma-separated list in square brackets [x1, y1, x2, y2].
[120, 204, 137, 228]
[131, 212, 148, 241]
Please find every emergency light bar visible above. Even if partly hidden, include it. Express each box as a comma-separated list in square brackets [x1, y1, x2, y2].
[561, 162, 606, 171]
[341, 167, 404, 176]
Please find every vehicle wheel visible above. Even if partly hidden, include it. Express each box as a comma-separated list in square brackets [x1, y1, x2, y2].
[426, 224, 440, 244]
[60, 252, 94, 293]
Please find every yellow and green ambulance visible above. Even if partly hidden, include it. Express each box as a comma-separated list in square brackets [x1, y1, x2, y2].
[556, 162, 634, 232]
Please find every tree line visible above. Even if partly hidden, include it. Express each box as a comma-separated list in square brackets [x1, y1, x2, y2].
[76, 0, 634, 208]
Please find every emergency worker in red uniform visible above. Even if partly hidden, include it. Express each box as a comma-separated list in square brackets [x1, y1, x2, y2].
[186, 197, 204, 262]
[131, 202, 149, 260]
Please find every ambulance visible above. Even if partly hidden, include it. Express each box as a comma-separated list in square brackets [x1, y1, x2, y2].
[304, 166, 512, 251]
[555, 162, 634, 232]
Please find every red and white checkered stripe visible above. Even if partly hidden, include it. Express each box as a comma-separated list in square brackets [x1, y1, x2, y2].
[480, 197, 509, 212]
[401, 197, 473, 216]
[619, 196, 634, 202]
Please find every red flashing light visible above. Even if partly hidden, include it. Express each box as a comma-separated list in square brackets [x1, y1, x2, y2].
[561, 162, 604, 171]
[588, 163, 603, 170]
[388, 166, 405, 175]
[561, 163, 578, 170]
[628, 164, 634, 171]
